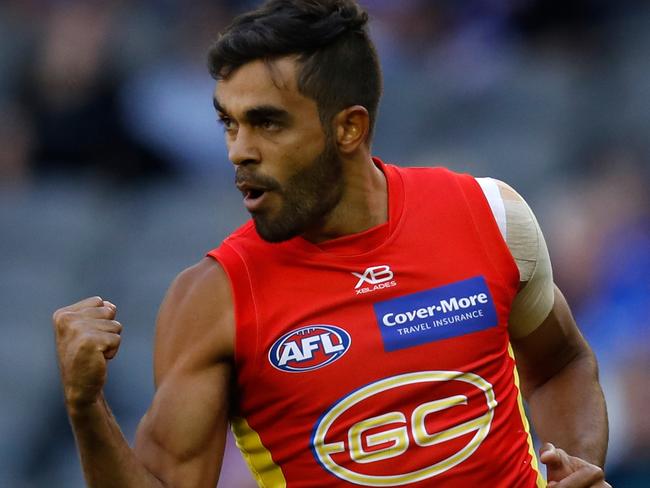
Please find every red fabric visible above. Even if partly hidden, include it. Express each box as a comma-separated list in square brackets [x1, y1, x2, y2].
[208, 160, 539, 487]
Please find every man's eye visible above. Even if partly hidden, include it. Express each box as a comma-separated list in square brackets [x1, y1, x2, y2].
[260, 120, 281, 131]
[218, 117, 236, 132]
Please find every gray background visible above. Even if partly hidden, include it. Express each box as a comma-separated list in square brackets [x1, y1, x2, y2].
[1, 0, 648, 486]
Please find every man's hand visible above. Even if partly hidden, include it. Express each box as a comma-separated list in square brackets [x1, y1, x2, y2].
[52, 296, 123, 411]
[540, 443, 611, 488]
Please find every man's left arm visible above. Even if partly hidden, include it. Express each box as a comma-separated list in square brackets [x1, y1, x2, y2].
[484, 178, 609, 486]
[511, 285, 608, 469]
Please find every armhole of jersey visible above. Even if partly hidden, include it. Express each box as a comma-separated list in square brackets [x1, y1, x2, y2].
[207, 243, 260, 389]
[476, 177, 507, 240]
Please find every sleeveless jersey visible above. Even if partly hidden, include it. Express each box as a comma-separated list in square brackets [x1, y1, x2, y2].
[208, 160, 545, 487]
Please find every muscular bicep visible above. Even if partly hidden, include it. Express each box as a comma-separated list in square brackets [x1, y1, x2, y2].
[510, 285, 594, 399]
[134, 259, 235, 488]
[135, 362, 231, 488]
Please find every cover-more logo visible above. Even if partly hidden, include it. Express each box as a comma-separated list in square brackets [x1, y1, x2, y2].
[353, 265, 397, 295]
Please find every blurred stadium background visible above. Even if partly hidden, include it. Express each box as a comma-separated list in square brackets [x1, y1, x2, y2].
[1, 0, 648, 486]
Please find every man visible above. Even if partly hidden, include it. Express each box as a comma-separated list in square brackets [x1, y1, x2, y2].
[52, 1, 610, 486]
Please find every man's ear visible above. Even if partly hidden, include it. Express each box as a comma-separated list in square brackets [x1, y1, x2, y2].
[333, 105, 370, 154]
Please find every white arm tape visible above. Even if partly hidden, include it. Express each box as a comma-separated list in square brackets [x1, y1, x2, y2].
[476, 177, 555, 338]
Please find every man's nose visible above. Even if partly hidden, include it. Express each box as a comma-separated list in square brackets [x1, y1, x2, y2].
[228, 128, 261, 166]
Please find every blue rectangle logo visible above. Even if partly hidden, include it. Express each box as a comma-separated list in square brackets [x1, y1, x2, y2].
[373, 276, 498, 352]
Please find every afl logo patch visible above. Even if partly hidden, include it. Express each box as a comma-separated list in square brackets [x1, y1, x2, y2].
[268, 325, 351, 373]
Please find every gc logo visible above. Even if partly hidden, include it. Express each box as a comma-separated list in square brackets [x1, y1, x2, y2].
[352, 265, 394, 289]
[311, 371, 497, 486]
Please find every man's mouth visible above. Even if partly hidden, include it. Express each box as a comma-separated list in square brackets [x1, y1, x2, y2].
[237, 183, 267, 199]
[246, 188, 265, 200]
[235, 169, 281, 212]
[237, 182, 271, 212]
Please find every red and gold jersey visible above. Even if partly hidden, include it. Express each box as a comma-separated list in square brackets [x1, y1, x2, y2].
[208, 159, 545, 487]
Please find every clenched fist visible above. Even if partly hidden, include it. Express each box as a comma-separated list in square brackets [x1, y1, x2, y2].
[52, 296, 123, 411]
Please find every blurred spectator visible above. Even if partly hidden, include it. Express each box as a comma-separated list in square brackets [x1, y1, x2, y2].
[17, 2, 173, 183]
[0, 103, 32, 189]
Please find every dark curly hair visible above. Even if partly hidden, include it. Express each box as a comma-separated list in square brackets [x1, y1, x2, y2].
[208, 0, 382, 140]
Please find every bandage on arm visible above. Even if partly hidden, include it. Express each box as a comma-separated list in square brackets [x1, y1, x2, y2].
[476, 178, 555, 339]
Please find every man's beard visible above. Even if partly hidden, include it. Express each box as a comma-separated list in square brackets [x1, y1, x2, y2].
[244, 138, 344, 243]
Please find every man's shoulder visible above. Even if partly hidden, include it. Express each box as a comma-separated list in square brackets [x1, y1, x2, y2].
[172, 257, 230, 293]
[163, 258, 232, 324]
[155, 257, 235, 368]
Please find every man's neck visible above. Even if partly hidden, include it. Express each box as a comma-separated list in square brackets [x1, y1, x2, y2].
[302, 155, 387, 244]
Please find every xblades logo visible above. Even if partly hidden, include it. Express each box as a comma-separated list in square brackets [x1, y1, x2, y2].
[352, 265, 397, 295]
[353, 265, 393, 288]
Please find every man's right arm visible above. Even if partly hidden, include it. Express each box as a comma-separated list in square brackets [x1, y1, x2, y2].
[52, 258, 235, 488]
